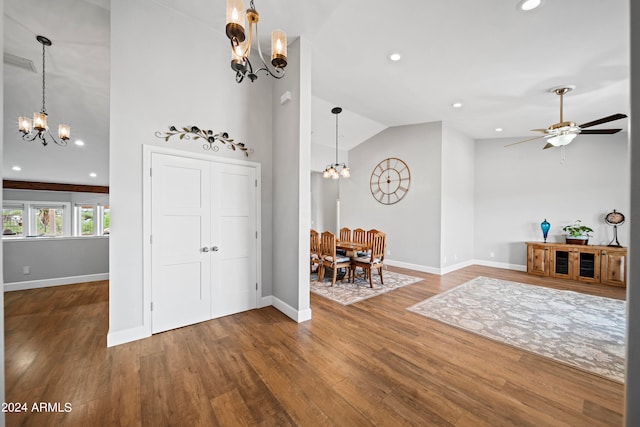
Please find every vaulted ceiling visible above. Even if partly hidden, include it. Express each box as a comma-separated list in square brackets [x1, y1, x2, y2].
[3, 0, 629, 185]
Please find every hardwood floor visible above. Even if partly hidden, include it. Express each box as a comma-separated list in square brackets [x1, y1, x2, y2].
[4, 265, 625, 426]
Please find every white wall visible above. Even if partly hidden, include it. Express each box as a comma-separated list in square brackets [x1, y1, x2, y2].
[626, 2, 639, 423]
[441, 124, 475, 270]
[3, 237, 108, 288]
[341, 122, 443, 270]
[271, 38, 312, 321]
[109, 0, 274, 345]
[310, 171, 338, 233]
[474, 133, 629, 268]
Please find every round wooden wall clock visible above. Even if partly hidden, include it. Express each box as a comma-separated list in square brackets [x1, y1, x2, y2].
[370, 157, 411, 205]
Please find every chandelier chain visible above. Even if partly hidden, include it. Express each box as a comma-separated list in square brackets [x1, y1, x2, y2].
[41, 39, 47, 114]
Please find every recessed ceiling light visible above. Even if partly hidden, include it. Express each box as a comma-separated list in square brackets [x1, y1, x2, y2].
[12, 166, 21, 171]
[89, 172, 97, 178]
[495, 128, 503, 132]
[452, 102, 463, 108]
[517, 0, 543, 11]
[75, 140, 85, 146]
[388, 52, 402, 62]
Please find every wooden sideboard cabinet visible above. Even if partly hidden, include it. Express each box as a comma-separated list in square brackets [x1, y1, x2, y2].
[526, 242, 626, 287]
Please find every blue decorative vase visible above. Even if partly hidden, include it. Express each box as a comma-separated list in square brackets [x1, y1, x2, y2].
[540, 219, 550, 243]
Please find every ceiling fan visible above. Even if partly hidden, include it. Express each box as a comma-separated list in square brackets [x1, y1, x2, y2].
[506, 86, 627, 149]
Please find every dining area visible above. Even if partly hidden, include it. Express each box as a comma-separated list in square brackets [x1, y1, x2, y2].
[310, 227, 386, 288]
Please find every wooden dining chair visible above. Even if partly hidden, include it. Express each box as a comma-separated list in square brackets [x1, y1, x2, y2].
[337, 227, 351, 256]
[318, 231, 352, 287]
[339, 227, 351, 242]
[310, 229, 321, 275]
[351, 232, 385, 287]
[352, 228, 366, 244]
[365, 229, 380, 254]
[352, 228, 367, 256]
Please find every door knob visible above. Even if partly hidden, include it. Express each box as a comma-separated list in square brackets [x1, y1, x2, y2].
[202, 247, 210, 252]
[211, 246, 219, 252]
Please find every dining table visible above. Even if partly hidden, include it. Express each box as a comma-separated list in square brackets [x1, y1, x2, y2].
[336, 241, 370, 258]
[330, 241, 370, 280]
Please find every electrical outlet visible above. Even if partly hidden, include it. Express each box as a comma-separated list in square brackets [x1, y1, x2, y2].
[23, 266, 30, 275]
[387, 249, 391, 256]
[489, 252, 495, 258]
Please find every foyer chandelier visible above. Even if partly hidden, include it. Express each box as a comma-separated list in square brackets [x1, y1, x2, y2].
[225, 0, 287, 83]
[18, 35, 70, 146]
[323, 107, 350, 179]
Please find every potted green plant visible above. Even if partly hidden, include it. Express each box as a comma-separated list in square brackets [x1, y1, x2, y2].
[562, 220, 593, 245]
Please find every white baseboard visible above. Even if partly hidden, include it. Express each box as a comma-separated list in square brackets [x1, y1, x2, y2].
[271, 296, 312, 322]
[107, 325, 150, 347]
[385, 259, 441, 275]
[4, 273, 110, 292]
[259, 295, 273, 308]
[473, 259, 527, 272]
[385, 259, 525, 275]
[441, 260, 475, 275]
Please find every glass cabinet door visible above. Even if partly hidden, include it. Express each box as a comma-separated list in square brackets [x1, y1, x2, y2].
[576, 248, 600, 283]
[551, 248, 573, 279]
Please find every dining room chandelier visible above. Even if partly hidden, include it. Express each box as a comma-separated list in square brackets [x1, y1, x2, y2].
[225, 0, 287, 83]
[18, 35, 70, 146]
[323, 107, 350, 179]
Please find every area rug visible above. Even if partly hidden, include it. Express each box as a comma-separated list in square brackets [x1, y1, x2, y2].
[407, 276, 626, 383]
[310, 270, 422, 306]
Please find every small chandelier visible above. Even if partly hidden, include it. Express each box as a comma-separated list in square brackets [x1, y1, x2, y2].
[323, 107, 350, 180]
[225, 0, 287, 83]
[18, 35, 70, 146]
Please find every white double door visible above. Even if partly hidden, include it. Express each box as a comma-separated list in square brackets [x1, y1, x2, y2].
[151, 153, 257, 333]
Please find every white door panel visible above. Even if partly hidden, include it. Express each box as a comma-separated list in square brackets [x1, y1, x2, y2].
[211, 163, 257, 318]
[151, 154, 211, 333]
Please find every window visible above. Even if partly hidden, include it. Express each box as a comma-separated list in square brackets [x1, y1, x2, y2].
[31, 204, 69, 237]
[2, 203, 24, 236]
[3, 200, 109, 238]
[75, 205, 95, 236]
[98, 205, 110, 235]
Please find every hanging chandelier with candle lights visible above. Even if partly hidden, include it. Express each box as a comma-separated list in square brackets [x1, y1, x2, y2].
[323, 107, 350, 179]
[225, 0, 287, 83]
[18, 35, 70, 147]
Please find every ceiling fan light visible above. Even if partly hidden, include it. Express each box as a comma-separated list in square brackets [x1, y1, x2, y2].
[340, 167, 350, 178]
[548, 133, 577, 146]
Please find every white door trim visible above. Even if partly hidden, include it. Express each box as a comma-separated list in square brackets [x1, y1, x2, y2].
[142, 144, 262, 337]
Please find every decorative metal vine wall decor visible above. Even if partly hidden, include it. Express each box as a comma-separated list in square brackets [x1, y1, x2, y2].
[155, 126, 253, 157]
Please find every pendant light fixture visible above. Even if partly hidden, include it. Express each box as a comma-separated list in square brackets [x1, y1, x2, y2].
[323, 107, 350, 180]
[18, 35, 70, 146]
[225, 0, 287, 83]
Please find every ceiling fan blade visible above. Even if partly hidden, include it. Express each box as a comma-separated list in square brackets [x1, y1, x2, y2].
[504, 135, 546, 147]
[543, 143, 555, 150]
[580, 129, 623, 135]
[579, 113, 628, 129]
